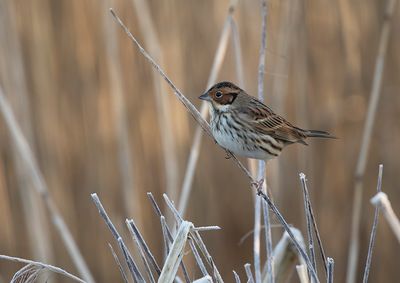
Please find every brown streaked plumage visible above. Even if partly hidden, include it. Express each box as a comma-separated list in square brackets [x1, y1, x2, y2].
[199, 81, 335, 160]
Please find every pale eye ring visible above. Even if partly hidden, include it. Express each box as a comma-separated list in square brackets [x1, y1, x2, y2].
[215, 91, 223, 98]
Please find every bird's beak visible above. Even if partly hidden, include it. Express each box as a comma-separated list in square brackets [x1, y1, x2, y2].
[199, 93, 211, 101]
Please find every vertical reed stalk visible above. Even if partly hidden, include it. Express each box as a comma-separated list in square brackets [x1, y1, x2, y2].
[0, 0, 53, 264]
[131, 0, 180, 203]
[254, 1, 273, 282]
[347, 1, 397, 281]
[101, 0, 139, 222]
[178, 0, 238, 216]
[0, 86, 95, 283]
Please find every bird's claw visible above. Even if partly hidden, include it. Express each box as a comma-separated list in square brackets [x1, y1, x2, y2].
[251, 178, 265, 193]
[225, 150, 233, 159]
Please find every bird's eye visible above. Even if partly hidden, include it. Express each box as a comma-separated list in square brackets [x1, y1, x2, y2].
[215, 91, 223, 98]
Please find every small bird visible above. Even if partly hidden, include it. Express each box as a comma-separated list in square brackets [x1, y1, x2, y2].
[199, 81, 334, 160]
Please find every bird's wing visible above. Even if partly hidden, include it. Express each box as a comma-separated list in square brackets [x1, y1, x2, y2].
[238, 99, 307, 144]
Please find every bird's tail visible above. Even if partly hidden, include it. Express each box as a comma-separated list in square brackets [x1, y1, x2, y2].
[305, 129, 336, 139]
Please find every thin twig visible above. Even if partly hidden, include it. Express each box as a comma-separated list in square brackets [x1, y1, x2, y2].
[118, 237, 145, 283]
[91, 193, 145, 282]
[347, 0, 398, 281]
[257, 190, 319, 283]
[327, 258, 334, 283]
[126, 220, 157, 283]
[265, 227, 305, 283]
[299, 173, 328, 275]
[299, 173, 317, 280]
[262, 199, 273, 280]
[0, 255, 85, 283]
[255, 1, 272, 282]
[233, 270, 241, 283]
[108, 244, 129, 283]
[0, 86, 94, 283]
[161, 216, 172, 256]
[188, 238, 209, 277]
[307, 203, 327, 274]
[193, 226, 221, 232]
[109, 8, 211, 137]
[126, 219, 162, 275]
[362, 164, 383, 283]
[245, 263, 255, 283]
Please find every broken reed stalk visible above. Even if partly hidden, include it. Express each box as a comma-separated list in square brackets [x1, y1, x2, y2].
[327, 258, 334, 283]
[163, 194, 224, 282]
[100, 0, 137, 222]
[126, 219, 162, 275]
[346, 0, 397, 281]
[90, 193, 145, 282]
[0, 86, 95, 283]
[300, 173, 328, 276]
[158, 221, 193, 283]
[296, 265, 309, 283]
[257, 190, 319, 283]
[362, 164, 383, 283]
[193, 275, 213, 283]
[254, 1, 273, 282]
[299, 174, 317, 281]
[146, 193, 191, 283]
[126, 220, 157, 283]
[262, 199, 273, 282]
[370, 192, 400, 243]
[0, 1, 53, 263]
[269, 227, 306, 283]
[178, 0, 238, 216]
[108, 244, 129, 283]
[109, 9, 319, 282]
[0, 255, 85, 283]
[233, 270, 242, 283]
[188, 238, 209, 277]
[245, 263, 255, 283]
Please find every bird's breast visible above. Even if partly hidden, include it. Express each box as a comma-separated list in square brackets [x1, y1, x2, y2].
[210, 112, 282, 160]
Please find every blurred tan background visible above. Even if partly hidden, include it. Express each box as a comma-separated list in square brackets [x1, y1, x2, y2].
[0, 0, 399, 282]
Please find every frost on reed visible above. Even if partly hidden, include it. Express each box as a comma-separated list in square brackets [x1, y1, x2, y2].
[90, 189, 318, 283]
[91, 192, 223, 283]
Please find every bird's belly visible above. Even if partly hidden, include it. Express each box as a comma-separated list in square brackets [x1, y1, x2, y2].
[212, 128, 278, 160]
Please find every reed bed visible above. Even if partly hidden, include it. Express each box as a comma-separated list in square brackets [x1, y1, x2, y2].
[0, 0, 399, 282]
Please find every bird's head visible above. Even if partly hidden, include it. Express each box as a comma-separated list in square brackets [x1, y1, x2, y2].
[199, 81, 242, 111]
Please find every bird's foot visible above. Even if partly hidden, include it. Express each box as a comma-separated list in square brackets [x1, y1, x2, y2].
[251, 178, 264, 193]
[225, 150, 233, 159]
